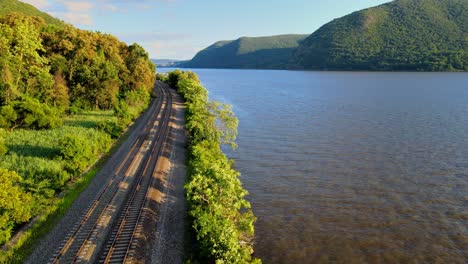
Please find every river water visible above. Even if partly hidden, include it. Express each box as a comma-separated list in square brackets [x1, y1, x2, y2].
[161, 69, 468, 263]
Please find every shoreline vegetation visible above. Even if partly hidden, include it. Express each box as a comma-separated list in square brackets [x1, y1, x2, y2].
[159, 70, 261, 263]
[0, 10, 155, 262]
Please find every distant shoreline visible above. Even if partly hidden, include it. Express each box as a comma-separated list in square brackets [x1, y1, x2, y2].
[157, 67, 468, 73]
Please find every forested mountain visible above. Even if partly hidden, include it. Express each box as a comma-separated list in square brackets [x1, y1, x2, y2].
[183, 34, 308, 69]
[291, 0, 467, 71]
[185, 0, 466, 71]
[0, 0, 63, 25]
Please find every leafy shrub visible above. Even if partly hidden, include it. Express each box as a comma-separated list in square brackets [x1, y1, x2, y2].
[58, 134, 93, 175]
[186, 141, 258, 263]
[155, 73, 167, 82]
[0, 169, 33, 245]
[124, 87, 150, 111]
[0, 105, 17, 129]
[113, 100, 132, 124]
[96, 119, 126, 138]
[57, 133, 111, 176]
[0, 130, 7, 156]
[0, 96, 62, 130]
[121, 86, 151, 119]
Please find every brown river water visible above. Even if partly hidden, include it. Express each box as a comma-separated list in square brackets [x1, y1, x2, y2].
[162, 69, 467, 263]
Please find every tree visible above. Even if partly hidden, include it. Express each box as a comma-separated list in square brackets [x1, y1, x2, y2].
[0, 14, 54, 103]
[58, 134, 93, 175]
[124, 43, 156, 92]
[0, 169, 33, 245]
[0, 23, 17, 104]
[47, 72, 70, 110]
[209, 101, 238, 149]
[0, 96, 62, 130]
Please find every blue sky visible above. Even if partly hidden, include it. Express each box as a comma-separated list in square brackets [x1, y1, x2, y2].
[22, 0, 392, 60]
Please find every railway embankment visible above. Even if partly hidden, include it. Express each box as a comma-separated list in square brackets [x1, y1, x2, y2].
[26, 82, 176, 263]
[162, 70, 261, 264]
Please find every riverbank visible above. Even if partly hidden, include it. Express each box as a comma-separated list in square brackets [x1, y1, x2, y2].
[161, 70, 261, 263]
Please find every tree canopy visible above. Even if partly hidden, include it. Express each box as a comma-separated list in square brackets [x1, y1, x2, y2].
[0, 12, 156, 130]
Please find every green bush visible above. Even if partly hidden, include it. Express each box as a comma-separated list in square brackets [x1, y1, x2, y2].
[186, 141, 258, 263]
[113, 100, 132, 124]
[155, 73, 167, 82]
[96, 119, 125, 138]
[0, 169, 34, 245]
[0, 97, 62, 130]
[124, 87, 150, 108]
[122, 87, 151, 119]
[0, 105, 17, 129]
[0, 130, 7, 156]
[58, 134, 93, 175]
[57, 132, 111, 176]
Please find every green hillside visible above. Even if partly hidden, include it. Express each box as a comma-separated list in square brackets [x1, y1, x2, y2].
[184, 34, 308, 69]
[291, 0, 468, 71]
[0, 0, 63, 25]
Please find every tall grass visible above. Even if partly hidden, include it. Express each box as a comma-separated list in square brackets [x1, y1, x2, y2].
[2, 114, 113, 191]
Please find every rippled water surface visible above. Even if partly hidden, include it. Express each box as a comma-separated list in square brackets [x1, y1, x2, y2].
[163, 69, 468, 263]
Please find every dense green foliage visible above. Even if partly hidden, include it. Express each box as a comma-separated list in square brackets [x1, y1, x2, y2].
[0, 0, 63, 26]
[0, 169, 33, 244]
[0, 12, 155, 115]
[0, 3, 156, 252]
[183, 35, 307, 69]
[163, 70, 260, 264]
[292, 0, 468, 71]
[0, 96, 62, 130]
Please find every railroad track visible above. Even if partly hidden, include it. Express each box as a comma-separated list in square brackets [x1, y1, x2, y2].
[49, 82, 173, 264]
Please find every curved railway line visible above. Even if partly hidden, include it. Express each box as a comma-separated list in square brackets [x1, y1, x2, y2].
[49, 81, 173, 264]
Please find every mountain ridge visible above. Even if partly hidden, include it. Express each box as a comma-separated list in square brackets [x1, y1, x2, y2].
[184, 0, 467, 71]
[183, 34, 308, 69]
[291, 0, 467, 71]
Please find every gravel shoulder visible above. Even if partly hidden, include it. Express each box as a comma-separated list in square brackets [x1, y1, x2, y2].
[149, 87, 188, 264]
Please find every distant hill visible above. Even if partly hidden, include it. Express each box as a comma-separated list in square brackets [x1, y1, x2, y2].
[183, 34, 308, 69]
[291, 0, 467, 71]
[151, 59, 186, 68]
[0, 0, 63, 26]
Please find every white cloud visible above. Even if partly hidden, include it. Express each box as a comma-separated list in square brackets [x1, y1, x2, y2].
[59, 1, 94, 12]
[21, 0, 50, 9]
[50, 12, 93, 25]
